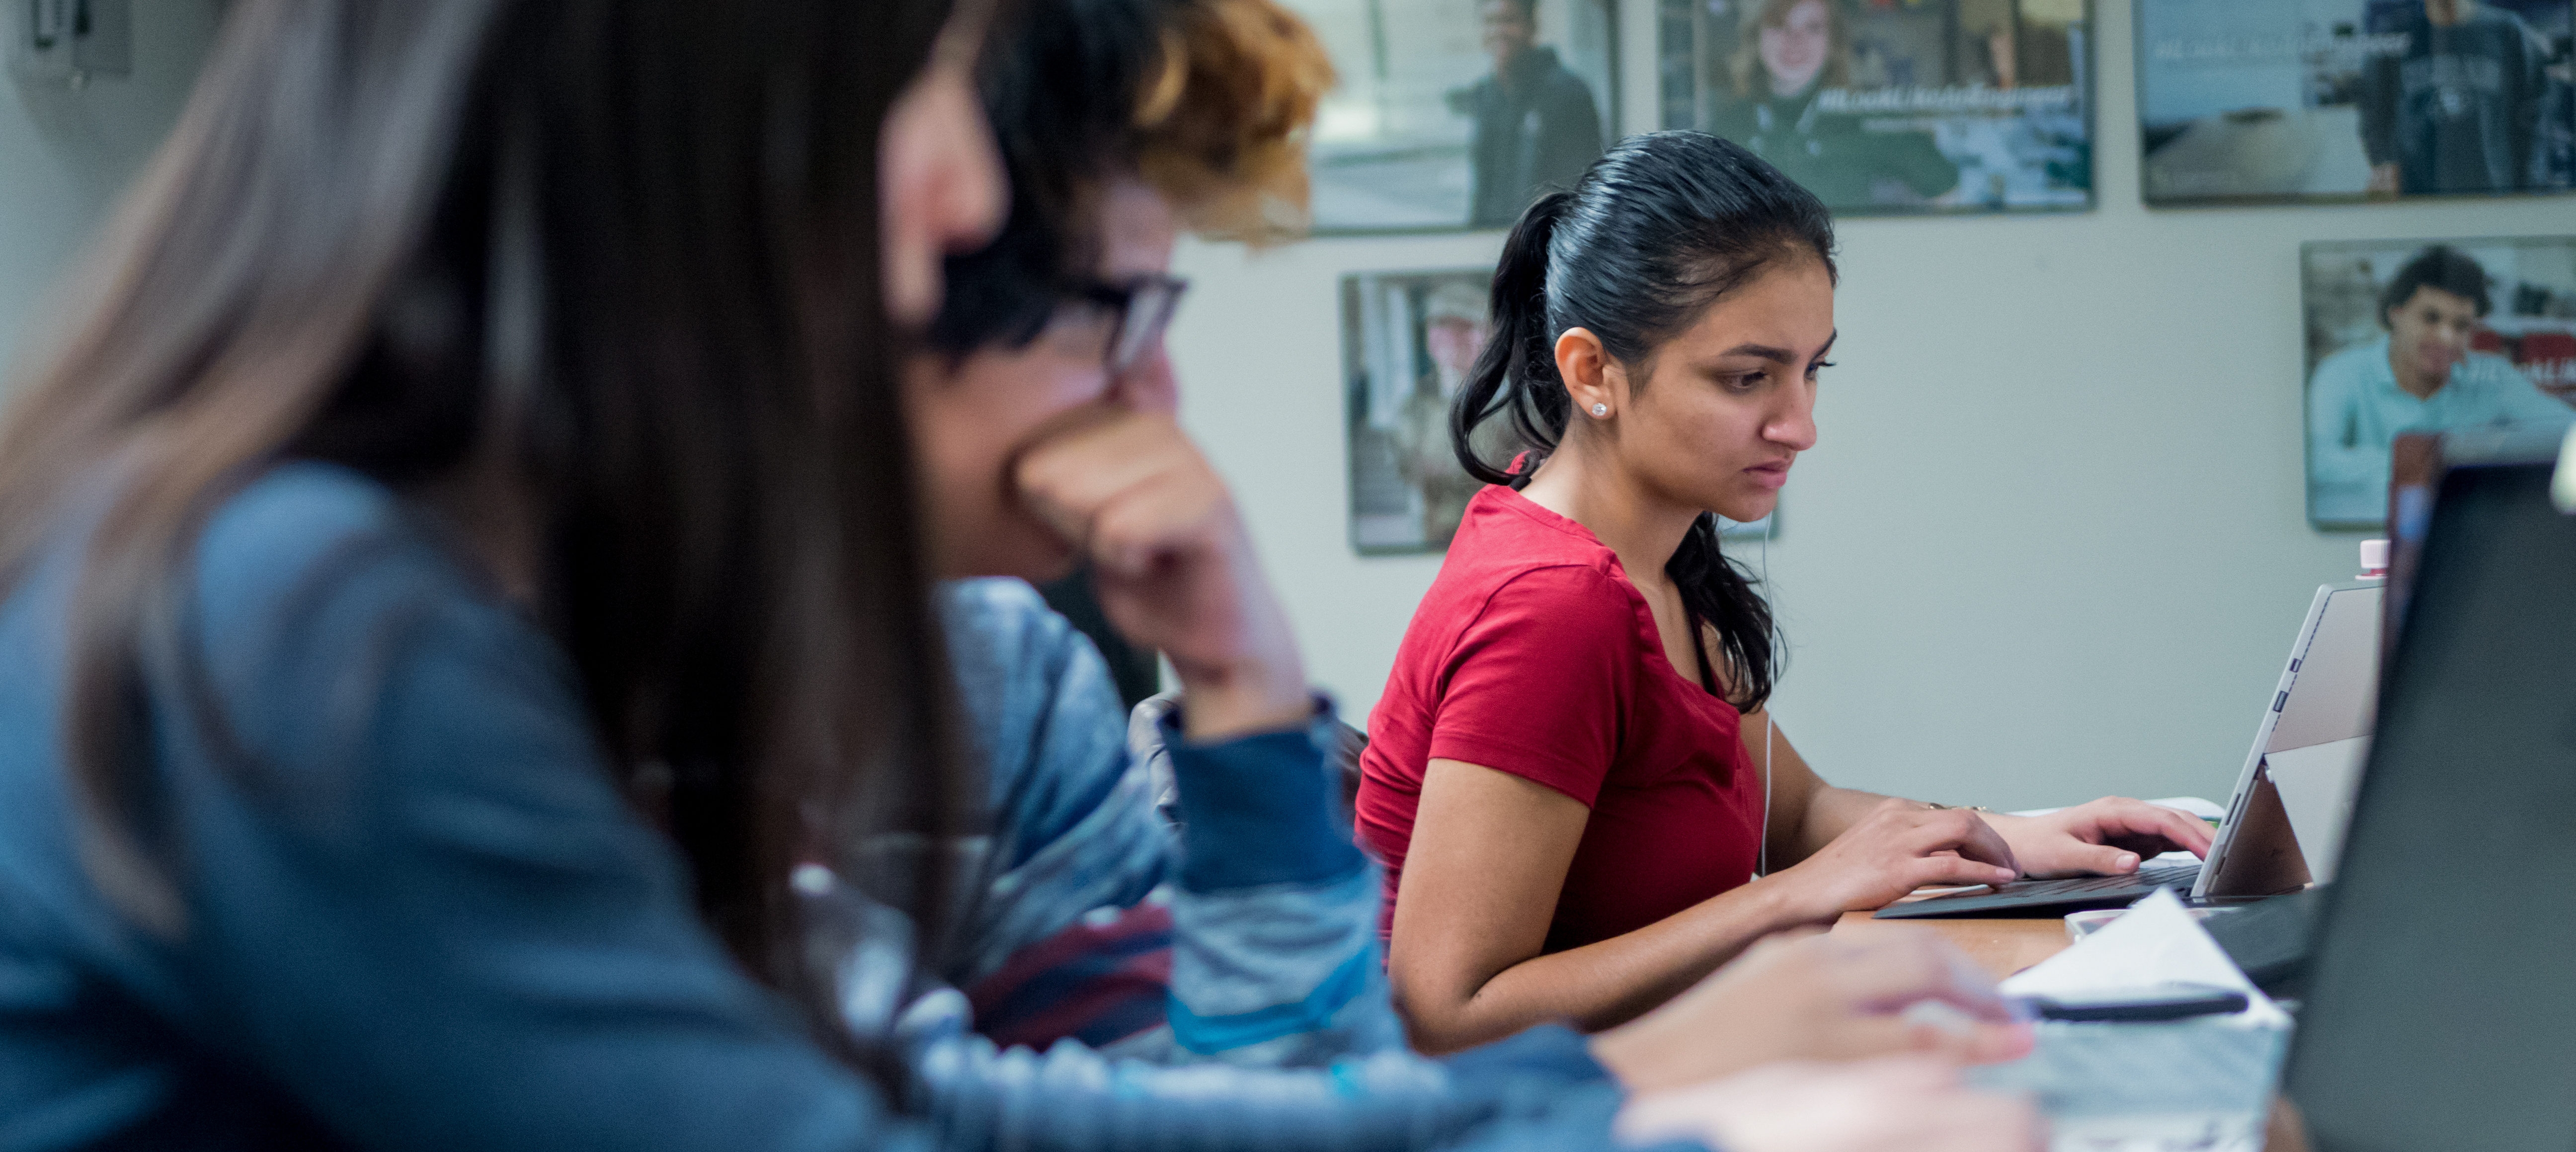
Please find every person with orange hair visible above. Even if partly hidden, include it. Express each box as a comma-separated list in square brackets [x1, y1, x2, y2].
[887, 2, 2045, 1151]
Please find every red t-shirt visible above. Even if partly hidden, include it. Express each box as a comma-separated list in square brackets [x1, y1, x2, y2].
[1355, 485, 1763, 953]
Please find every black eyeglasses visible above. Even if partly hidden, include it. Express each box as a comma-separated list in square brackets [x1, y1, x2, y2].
[1053, 273, 1189, 374]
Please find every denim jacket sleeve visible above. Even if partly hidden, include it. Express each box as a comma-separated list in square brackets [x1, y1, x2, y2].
[0, 464, 929, 1152]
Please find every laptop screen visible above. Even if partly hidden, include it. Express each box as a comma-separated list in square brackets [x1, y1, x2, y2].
[2280, 457, 2576, 1151]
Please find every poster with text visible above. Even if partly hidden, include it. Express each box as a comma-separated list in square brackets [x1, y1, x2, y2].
[1292, 0, 1620, 233]
[1658, 0, 2094, 214]
[2139, 0, 2575, 204]
[2304, 236, 2576, 528]
[1343, 269, 1773, 554]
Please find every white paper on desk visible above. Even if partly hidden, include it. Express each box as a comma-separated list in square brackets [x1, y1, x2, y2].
[2000, 889, 2287, 1028]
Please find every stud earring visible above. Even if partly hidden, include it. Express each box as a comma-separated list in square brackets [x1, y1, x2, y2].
[1591, 403, 1608, 417]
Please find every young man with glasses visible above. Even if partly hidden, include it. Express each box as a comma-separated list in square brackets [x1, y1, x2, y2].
[885, 0, 2041, 1149]
[898, 0, 1383, 1064]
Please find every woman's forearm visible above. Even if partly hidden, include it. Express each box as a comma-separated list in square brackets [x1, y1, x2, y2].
[1784, 784, 1901, 867]
[1407, 876, 1805, 1051]
[1742, 716, 1900, 872]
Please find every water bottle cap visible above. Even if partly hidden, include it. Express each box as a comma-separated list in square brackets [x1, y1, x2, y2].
[2359, 538, 2390, 576]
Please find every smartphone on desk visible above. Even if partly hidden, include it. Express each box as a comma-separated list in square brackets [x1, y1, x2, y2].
[2017, 983, 2249, 1023]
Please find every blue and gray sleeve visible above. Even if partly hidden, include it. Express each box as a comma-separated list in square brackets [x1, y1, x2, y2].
[938, 579, 1401, 1066]
[1143, 708, 1406, 1066]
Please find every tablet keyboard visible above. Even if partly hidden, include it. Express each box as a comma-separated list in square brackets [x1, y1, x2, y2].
[1871, 863, 2202, 919]
[2011, 863, 2201, 896]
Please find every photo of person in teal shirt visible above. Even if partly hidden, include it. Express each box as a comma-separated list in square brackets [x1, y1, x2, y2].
[2306, 244, 2575, 526]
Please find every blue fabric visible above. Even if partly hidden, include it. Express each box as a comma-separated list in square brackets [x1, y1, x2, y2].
[1440, 1023, 1611, 1083]
[1166, 947, 1376, 1055]
[939, 576, 1394, 1060]
[0, 463, 920, 1152]
[1161, 715, 1363, 893]
[937, 579, 1175, 991]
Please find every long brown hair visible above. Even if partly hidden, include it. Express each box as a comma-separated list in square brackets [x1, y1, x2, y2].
[0, 0, 973, 1058]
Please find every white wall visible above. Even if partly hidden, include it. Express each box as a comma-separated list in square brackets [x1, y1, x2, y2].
[0, 1, 223, 379]
[1170, 0, 2575, 811]
[0, 1, 2561, 812]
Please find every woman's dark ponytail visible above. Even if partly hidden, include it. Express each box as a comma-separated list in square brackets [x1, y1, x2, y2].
[1449, 131, 1836, 714]
[1452, 190, 1570, 489]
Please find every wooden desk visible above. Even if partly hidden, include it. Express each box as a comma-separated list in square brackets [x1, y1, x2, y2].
[1830, 909, 2072, 981]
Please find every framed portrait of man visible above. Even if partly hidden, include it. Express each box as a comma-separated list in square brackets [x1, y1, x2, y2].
[2303, 237, 2576, 528]
[1658, 0, 2096, 215]
[2138, 0, 2575, 205]
[1343, 268, 1772, 554]
[1289, 0, 1621, 233]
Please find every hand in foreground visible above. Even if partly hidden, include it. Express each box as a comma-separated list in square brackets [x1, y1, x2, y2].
[1983, 797, 2214, 880]
[1770, 801, 2021, 920]
[1615, 1057, 2043, 1152]
[1590, 931, 2033, 1095]
[1013, 409, 1308, 740]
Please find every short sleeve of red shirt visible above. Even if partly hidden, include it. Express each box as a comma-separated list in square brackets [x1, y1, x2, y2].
[1427, 565, 1642, 808]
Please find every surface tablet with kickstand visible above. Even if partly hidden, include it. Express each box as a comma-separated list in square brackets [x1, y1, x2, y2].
[1876, 581, 2380, 920]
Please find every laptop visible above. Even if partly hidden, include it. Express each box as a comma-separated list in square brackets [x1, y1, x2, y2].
[2280, 446, 2576, 1150]
[1874, 580, 2381, 920]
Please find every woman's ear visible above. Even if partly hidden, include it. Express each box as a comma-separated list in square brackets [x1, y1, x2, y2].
[1554, 327, 1621, 422]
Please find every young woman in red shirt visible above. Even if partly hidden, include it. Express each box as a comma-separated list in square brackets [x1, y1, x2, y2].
[1353, 131, 2215, 1055]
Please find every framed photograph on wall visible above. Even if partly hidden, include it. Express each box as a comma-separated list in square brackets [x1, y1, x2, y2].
[1656, 0, 2095, 215]
[1343, 268, 1772, 554]
[2303, 236, 2576, 529]
[1290, 0, 1620, 233]
[2138, 0, 2575, 205]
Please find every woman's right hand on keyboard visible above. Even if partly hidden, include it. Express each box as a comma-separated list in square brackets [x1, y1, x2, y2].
[1765, 799, 2021, 921]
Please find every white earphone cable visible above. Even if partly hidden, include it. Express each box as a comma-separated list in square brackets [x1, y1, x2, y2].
[1759, 517, 1775, 878]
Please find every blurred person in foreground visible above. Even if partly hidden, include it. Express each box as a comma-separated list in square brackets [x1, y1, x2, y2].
[0, 0, 1010, 1146]
[2308, 245, 2572, 524]
[898, 0, 2042, 1148]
